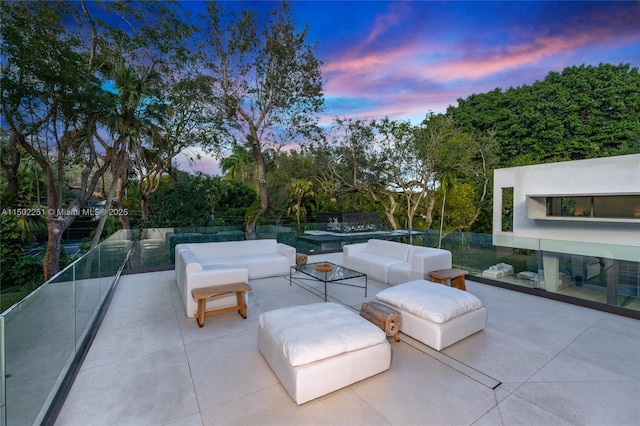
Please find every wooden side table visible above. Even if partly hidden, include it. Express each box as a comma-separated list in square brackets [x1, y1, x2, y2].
[191, 282, 252, 327]
[429, 268, 468, 291]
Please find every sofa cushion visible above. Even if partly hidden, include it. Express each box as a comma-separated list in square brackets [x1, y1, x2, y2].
[365, 239, 410, 261]
[387, 262, 414, 285]
[348, 253, 404, 283]
[377, 280, 483, 324]
[204, 253, 290, 279]
[189, 239, 278, 260]
[407, 246, 452, 271]
[259, 302, 386, 367]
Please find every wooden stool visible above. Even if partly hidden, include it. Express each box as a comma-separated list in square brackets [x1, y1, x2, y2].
[360, 301, 402, 342]
[191, 282, 252, 327]
[429, 268, 468, 291]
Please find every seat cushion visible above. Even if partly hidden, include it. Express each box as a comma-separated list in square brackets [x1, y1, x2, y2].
[347, 253, 404, 283]
[387, 262, 414, 285]
[376, 280, 483, 324]
[258, 302, 387, 367]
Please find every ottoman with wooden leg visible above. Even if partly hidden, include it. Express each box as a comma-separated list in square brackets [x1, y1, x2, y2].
[258, 302, 391, 405]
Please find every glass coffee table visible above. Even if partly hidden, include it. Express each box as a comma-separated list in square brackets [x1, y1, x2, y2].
[290, 262, 367, 302]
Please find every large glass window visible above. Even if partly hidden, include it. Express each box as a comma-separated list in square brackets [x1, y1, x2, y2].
[546, 195, 640, 219]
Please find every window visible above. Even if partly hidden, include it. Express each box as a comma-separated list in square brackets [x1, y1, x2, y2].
[545, 195, 640, 219]
[502, 187, 514, 232]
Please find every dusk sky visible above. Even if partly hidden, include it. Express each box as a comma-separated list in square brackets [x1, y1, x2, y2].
[180, 1, 640, 174]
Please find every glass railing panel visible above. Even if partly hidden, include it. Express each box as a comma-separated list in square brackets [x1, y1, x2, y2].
[450, 233, 639, 311]
[0, 316, 5, 426]
[73, 248, 105, 348]
[99, 231, 133, 274]
[3, 265, 76, 425]
[540, 239, 640, 263]
[0, 230, 134, 425]
[537, 240, 640, 308]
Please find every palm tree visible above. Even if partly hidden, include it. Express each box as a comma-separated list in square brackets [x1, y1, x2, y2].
[91, 64, 149, 248]
[287, 178, 314, 226]
[221, 146, 254, 182]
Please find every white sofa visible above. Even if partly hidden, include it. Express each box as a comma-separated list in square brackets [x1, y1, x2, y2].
[175, 239, 296, 318]
[343, 239, 452, 285]
[571, 255, 601, 282]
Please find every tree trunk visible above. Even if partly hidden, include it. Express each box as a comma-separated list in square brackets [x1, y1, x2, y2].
[140, 191, 149, 222]
[90, 175, 118, 250]
[115, 176, 130, 230]
[438, 191, 446, 249]
[419, 196, 436, 232]
[43, 212, 76, 281]
[246, 136, 268, 239]
[382, 192, 399, 230]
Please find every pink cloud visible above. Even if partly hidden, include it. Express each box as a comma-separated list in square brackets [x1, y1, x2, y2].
[364, 1, 411, 44]
[319, 3, 640, 124]
[423, 29, 636, 83]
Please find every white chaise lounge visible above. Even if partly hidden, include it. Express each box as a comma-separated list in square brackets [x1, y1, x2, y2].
[343, 239, 451, 285]
[377, 280, 486, 350]
[258, 302, 391, 405]
[175, 239, 296, 318]
[482, 262, 514, 279]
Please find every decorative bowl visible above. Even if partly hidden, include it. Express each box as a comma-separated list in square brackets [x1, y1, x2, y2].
[314, 263, 333, 273]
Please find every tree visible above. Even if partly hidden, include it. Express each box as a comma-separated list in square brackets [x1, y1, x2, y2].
[451, 63, 640, 167]
[412, 113, 494, 239]
[92, 1, 197, 231]
[143, 172, 256, 228]
[1, 1, 112, 280]
[1, 1, 196, 278]
[134, 74, 218, 223]
[202, 1, 324, 237]
[375, 118, 431, 233]
[287, 178, 314, 225]
[316, 118, 395, 225]
[220, 145, 255, 183]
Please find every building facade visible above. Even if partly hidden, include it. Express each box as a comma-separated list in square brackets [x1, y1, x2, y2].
[492, 154, 640, 309]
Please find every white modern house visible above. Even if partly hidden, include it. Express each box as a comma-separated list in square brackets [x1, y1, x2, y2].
[492, 154, 640, 306]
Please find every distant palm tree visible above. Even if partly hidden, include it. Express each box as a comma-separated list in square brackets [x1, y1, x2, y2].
[221, 146, 253, 181]
[287, 178, 314, 226]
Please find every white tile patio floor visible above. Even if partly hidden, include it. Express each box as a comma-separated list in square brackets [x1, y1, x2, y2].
[56, 253, 640, 425]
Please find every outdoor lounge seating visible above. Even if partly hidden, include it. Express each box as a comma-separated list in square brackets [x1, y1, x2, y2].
[343, 239, 451, 285]
[376, 279, 486, 350]
[258, 302, 391, 405]
[482, 262, 514, 279]
[175, 239, 296, 318]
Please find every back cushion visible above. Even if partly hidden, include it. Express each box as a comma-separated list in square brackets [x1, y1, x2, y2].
[366, 239, 410, 261]
[408, 246, 452, 270]
[189, 239, 276, 260]
[408, 246, 449, 258]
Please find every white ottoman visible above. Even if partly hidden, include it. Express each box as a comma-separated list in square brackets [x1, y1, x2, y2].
[377, 280, 486, 351]
[258, 302, 391, 405]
